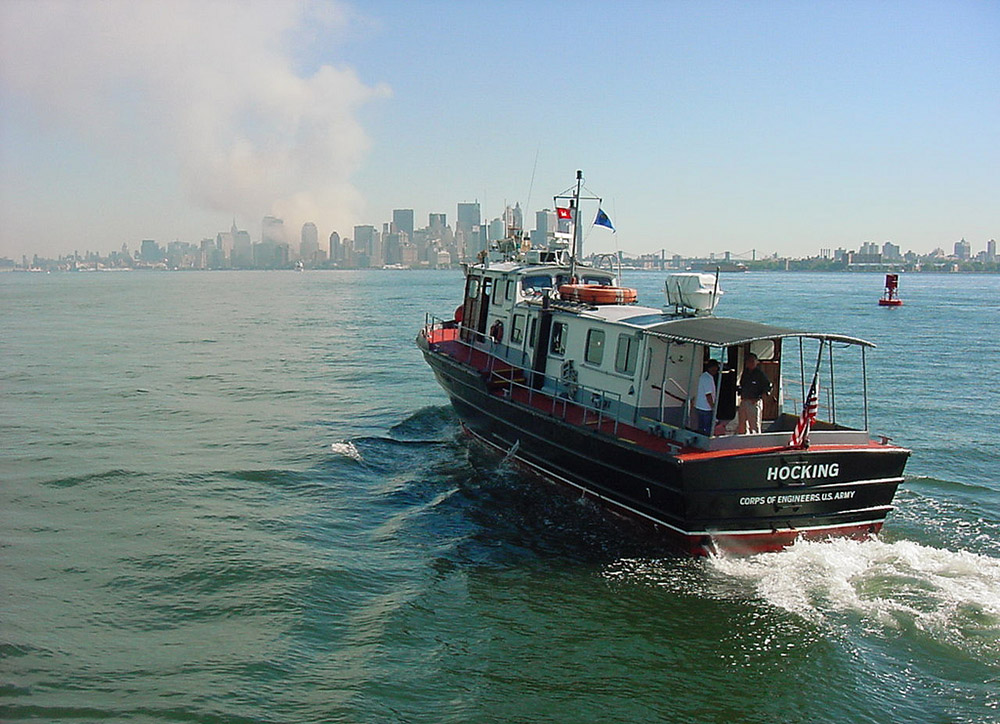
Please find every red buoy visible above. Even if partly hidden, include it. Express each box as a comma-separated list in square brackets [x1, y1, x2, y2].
[878, 274, 903, 306]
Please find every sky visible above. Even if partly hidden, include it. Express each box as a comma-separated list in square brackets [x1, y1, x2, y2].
[1, 0, 997, 261]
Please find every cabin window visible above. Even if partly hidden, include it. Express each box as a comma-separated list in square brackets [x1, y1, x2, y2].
[582, 275, 612, 286]
[492, 279, 504, 306]
[522, 275, 551, 293]
[511, 314, 525, 344]
[506, 280, 515, 301]
[467, 276, 480, 298]
[615, 334, 639, 374]
[750, 339, 776, 361]
[482, 277, 493, 300]
[528, 317, 537, 348]
[551, 322, 567, 356]
[555, 273, 571, 288]
[585, 329, 606, 365]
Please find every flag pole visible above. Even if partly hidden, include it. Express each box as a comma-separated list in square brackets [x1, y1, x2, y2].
[792, 340, 825, 448]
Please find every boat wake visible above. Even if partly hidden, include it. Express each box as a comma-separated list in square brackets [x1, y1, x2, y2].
[709, 537, 1000, 663]
[329, 441, 364, 462]
[328, 407, 459, 464]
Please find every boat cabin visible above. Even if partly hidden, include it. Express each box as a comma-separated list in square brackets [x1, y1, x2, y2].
[439, 260, 875, 452]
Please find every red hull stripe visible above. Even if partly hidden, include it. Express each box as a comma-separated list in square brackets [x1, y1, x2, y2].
[677, 441, 904, 462]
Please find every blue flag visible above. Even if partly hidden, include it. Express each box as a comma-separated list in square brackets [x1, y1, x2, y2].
[594, 208, 614, 231]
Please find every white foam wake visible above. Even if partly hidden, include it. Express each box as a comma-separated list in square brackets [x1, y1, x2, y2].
[710, 538, 1000, 661]
[329, 441, 363, 462]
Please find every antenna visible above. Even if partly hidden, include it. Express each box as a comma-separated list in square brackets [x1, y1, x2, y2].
[525, 148, 539, 213]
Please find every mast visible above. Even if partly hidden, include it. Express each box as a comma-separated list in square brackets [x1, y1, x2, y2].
[554, 169, 601, 278]
[570, 170, 583, 281]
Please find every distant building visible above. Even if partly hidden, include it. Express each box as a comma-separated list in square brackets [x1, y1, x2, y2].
[329, 232, 343, 264]
[140, 239, 161, 262]
[987, 239, 997, 262]
[882, 241, 901, 261]
[434, 249, 452, 268]
[255, 216, 288, 267]
[392, 209, 415, 241]
[166, 240, 198, 268]
[232, 224, 253, 267]
[200, 238, 220, 268]
[954, 238, 971, 260]
[216, 229, 234, 260]
[488, 217, 505, 242]
[382, 231, 405, 265]
[504, 202, 523, 232]
[457, 202, 483, 259]
[262, 216, 285, 245]
[531, 209, 557, 248]
[300, 222, 319, 264]
[354, 225, 380, 267]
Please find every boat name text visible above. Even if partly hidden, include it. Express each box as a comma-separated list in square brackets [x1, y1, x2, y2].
[739, 490, 856, 506]
[766, 462, 840, 482]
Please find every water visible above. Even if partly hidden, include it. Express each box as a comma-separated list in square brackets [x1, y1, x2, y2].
[2, 270, 998, 723]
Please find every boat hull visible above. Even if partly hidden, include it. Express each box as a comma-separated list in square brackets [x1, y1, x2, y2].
[420, 342, 909, 556]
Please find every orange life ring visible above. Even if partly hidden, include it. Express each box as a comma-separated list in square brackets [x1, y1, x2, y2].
[558, 284, 638, 305]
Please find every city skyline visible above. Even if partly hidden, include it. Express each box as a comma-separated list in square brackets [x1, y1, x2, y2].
[1, 1, 997, 262]
[8, 198, 995, 272]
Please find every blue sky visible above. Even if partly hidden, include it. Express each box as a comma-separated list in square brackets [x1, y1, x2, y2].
[1, 0, 997, 260]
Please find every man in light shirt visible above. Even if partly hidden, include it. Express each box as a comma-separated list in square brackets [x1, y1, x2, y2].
[694, 359, 720, 435]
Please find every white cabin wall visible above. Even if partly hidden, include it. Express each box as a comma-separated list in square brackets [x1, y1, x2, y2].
[637, 337, 699, 427]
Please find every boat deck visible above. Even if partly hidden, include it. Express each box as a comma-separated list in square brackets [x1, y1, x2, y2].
[424, 325, 888, 461]
[425, 326, 784, 460]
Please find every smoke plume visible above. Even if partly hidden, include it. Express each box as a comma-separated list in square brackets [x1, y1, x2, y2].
[0, 0, 389, 241]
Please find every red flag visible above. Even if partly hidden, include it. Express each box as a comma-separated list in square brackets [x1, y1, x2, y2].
[556, 207, 572, 220]
[789, 376, 819, 448]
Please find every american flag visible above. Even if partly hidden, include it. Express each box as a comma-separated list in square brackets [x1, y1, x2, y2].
[789, 376, 819, 448]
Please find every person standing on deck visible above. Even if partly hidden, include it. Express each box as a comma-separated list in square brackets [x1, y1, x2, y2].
[694, 359, 720, 436]
[737, 352, 772, 434]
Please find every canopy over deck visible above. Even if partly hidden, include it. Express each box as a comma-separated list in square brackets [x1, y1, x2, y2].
[637, 316, 875, 348]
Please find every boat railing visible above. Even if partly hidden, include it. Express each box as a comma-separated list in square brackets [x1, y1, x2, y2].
[423, 313, 622, 437]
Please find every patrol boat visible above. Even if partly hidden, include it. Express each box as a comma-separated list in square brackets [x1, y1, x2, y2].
[417, 173, 910, 555]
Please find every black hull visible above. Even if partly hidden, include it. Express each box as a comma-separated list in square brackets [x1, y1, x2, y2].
[421, 344, 909, 555]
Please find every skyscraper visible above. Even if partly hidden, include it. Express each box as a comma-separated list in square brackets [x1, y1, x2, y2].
[488, 218, 505, 242]
[329, 231, 342, 263]
[457, 202, 483, 259]
[300, 222, 319, 263]
[140, 239, 161, 262]
[392, 209, 414, 241]
[262, 216, 285, 245]
[503, 203, 523, 232]
[532, 209, 557, 247]
[232, 225, 253, 267]
[353, 225, 380, 267]
[257, 216, 287, 268]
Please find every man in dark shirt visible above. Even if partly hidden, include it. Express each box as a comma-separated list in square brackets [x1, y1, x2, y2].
[737, 352, 772, 434]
